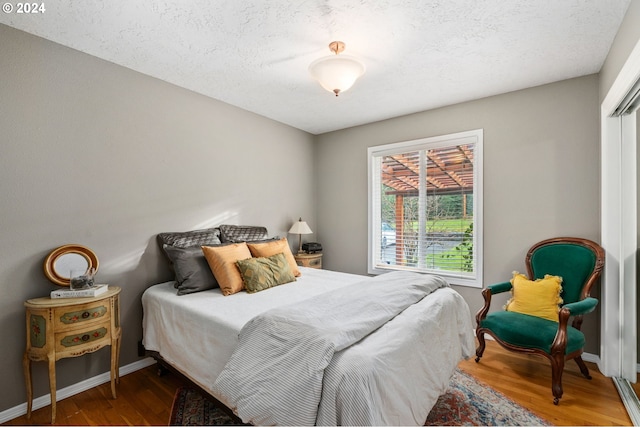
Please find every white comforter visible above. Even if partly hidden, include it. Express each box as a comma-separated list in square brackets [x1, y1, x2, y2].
[212, 271, 475, 426]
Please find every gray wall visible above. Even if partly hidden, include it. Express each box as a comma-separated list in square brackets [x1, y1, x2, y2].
[0, 24, 315, 412]
[315, 75, 602, 353]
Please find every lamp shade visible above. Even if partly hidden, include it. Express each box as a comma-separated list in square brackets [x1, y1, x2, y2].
[289, 219, 313, 235]
[309, 55, 365, 96]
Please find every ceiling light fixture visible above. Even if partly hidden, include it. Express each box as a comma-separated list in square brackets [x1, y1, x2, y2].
[308, 41, 365, 97]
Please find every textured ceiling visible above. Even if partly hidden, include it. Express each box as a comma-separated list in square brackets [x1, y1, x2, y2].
[0, 0, 631, 134]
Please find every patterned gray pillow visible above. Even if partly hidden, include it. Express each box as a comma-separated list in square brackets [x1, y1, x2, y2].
[157, 228, 222, 249]
[219, 225, 268, 243]
[163, 245, 219, 295]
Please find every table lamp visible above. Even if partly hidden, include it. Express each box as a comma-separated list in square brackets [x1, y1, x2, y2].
[288, 218, 313, 254]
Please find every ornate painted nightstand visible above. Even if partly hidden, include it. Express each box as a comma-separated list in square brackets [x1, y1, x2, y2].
[23, 286, 121, 423]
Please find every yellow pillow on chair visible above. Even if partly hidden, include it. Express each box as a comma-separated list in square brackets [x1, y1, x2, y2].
[505, 272, 563, 322]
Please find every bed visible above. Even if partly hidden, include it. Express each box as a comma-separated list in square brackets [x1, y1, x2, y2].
[141, 225, 475, 426]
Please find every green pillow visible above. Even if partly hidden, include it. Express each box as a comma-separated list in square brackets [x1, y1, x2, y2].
[236, 253, 296, 293]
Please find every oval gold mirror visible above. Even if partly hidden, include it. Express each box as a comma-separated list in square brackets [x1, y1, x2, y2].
[43, 244, 99, 286]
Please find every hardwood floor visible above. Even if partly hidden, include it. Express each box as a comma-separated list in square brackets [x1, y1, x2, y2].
[3, 363, 189, 426]
[3, 341, 634, 426]
[460, 341, 632, 426]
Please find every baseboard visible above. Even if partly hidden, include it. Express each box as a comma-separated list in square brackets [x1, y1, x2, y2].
[581, 351, 600, 365]
[0, 357, 156, 424]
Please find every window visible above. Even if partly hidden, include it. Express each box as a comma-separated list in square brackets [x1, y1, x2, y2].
[367, 130, 483, 287]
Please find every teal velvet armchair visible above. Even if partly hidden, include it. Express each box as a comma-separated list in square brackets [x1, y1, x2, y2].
[475, 237, 605, 404]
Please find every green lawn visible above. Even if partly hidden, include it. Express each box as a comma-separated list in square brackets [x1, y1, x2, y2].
[425, 248, 471, 271]
[427, 218, 472, 232]
[393, 218, 472, 233]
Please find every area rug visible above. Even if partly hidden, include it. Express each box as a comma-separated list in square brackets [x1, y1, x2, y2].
[169, 369, 551, 426]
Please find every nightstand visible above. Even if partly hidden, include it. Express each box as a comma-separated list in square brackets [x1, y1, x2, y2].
[294, 252, 323, 269]
[23, 286, 121, 423]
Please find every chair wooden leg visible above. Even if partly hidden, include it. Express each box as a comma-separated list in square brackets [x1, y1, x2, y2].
[574, 356, 592, 379]
[475, 330, 486, 362]
[550, 354, 565, 405]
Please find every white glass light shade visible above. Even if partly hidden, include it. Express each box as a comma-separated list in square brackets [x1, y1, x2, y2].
[308, 55, 366, 96]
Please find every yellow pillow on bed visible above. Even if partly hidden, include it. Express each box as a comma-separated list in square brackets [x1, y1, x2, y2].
[505, 272, 563, 322]
[202, 243, 252, 296]
[247, 237, 301, 277]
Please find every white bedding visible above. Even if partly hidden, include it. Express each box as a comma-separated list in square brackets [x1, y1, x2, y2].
[142, 267, 475, 426]
[142, 267, 365, 390]
[317, 285, 473, 425]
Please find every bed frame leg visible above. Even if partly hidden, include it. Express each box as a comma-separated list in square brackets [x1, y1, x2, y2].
[157, 363, 170, 377]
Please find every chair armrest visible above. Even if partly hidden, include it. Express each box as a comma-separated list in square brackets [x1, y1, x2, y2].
[563, 297, 598, 316]
[475, 281, 513, 325]
[486, 281, 512, 295]
[551, 298, 599, 356]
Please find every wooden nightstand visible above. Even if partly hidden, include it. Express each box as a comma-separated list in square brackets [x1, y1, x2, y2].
[23, 286, 121, 423]
[294, 253, 323, 269]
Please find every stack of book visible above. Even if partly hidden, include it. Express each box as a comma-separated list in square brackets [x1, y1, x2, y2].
[51, 284, 109, 299]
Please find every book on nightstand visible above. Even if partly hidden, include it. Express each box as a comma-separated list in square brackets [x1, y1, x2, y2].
[50, 284, 109, 299]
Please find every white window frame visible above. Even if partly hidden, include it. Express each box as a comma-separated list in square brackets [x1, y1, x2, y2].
[367, 129, 483, 287]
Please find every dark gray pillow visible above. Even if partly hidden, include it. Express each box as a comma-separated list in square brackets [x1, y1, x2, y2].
[163, 245, 219, 295]
[219, 225, 268, 243]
